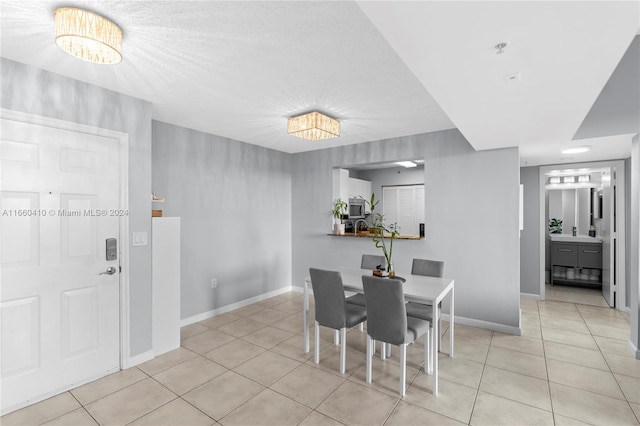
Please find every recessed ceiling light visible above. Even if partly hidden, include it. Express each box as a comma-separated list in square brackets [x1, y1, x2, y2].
[395, 161, 417, 168]
[561, 146, 590, 154]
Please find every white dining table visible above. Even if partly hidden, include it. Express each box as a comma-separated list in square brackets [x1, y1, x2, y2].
[303, 267, 454, 395]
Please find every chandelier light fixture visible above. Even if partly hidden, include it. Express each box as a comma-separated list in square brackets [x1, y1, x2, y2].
[54, 7, 123, 64]
[287, 111, 340, 141]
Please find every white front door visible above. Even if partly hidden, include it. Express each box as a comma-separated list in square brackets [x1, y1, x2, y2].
[1, 118, 121, 413]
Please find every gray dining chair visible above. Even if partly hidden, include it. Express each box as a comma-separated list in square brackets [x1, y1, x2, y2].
[309, 268, 367, 374]
[405, 259, 444, 364]
[346, 254, 386, 308]
[362, 275, 430, 397]
[345, 254, 386, 333]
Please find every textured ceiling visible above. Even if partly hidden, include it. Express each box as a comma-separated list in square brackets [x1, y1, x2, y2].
[1, 1, 638, 165]
[0, 1, 454, 153]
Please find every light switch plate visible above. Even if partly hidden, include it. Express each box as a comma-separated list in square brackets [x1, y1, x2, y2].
[132, 232, 148, 246]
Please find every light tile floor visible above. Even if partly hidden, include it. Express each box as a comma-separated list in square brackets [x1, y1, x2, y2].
[545, 283, 609, 307]
[3, 292, 639, 426]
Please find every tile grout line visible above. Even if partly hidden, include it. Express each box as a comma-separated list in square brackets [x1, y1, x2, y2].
[468, 329, 492, 426]
[582, 307, 640, 424]
[539, 299, 559, 425]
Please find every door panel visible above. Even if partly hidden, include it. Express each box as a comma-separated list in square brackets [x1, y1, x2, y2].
[60, 194, 97, 261]
[1, 118, 121, 414]
[61, 287, 99, 359]
[1, 192, 40, 266]
[0, 297, 40, 377]
[601, 171, 614, 307]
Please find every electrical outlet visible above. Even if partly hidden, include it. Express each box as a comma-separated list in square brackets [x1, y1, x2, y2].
[210, 278, 217, 289]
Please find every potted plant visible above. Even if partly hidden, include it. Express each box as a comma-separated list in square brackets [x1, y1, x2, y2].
[356, 220, 369, 234]
[549, 218, 563, 234]
[367, 194, 399, 276]
[332, 198, 348, 235]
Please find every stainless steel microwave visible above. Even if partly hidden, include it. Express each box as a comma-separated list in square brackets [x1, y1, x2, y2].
[348, 198, 365, 218]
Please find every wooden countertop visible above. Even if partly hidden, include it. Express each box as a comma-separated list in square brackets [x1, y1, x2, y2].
[327, 232, 422, 240]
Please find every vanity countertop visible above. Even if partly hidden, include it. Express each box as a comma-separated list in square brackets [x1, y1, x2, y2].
[548, 234, 603, 243]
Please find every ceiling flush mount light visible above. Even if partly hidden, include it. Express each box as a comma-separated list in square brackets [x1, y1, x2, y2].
[395, 161, 417, 168]
[287, 111, 340, 141]
[561, 146, 590, 154]
[54, 7, 123, 64]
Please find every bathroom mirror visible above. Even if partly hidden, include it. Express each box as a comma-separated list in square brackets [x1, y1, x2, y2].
[547, 188, 591, 235]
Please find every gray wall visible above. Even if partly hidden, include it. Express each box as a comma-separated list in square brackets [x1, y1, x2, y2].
[520, 166, 541, 296]
[292, 130, 522, 330]
[357, 165, 424, 208]
[152, 121, 292, 319]
[1, 59, 153, 356]
[631, 134, 639, 358]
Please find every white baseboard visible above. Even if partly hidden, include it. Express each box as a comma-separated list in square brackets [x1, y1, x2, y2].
[520, 293, 542, 300]
[181, 286, 293, 327]
[123, 349, 154, 369]
[440, 313, 521, 336]
[628, 340, 640, 360]
[618, 306, 631, 314]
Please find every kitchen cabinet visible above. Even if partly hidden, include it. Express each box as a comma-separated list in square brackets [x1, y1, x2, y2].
[332, 168, 349, 204]
[551, 240, 602, 286]
[348, 177, 372, 201]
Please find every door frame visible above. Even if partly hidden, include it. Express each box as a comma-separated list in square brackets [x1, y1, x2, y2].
[0, 108, 132, 370]
[538, 160, 626, 311]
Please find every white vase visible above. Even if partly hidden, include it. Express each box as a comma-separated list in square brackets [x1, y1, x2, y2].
[335, 223, 345, 235]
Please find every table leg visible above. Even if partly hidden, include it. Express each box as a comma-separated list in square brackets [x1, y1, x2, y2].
[449, 286, 454, 358]
[303, 279, 309, 353]
[433, 301, 438, 395]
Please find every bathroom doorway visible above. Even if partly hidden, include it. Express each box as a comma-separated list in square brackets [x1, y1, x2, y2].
[538, 160, 626, 310]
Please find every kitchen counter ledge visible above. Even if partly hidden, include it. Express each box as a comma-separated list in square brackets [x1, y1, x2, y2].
[327, 232, 422, 240]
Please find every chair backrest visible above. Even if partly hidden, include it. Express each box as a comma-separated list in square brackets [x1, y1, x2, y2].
[361, 254, 386, 270]
[411, 258, 444, 277]
[362, 275, 407, 345]
[309, 268, 347, 329]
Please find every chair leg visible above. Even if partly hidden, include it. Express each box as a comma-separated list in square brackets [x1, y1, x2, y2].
[339, 327, 347, 374]
[366, 335, 373, 384]
[387, 343, 392, 357]
[334, 329, 340, 346]
[381, 340, 386, 360]
[314, 321, 320, 364]
[424, 328, 430, 374]
[428, 325, 434, 374]
[400, 344, 407, 397]
[359, 322, 364, 332]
